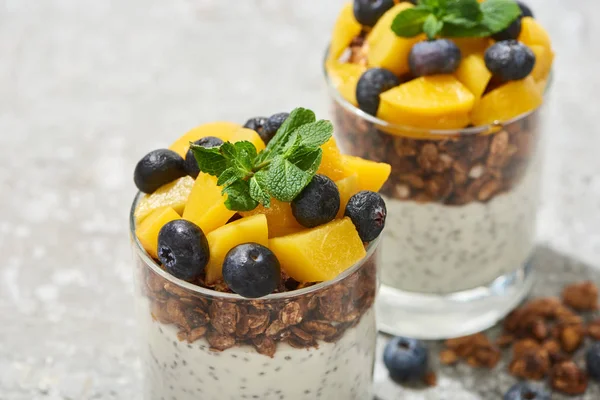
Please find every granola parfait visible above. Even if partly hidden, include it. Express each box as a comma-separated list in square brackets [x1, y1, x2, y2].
[130, 108, 390, 399]
[325, 0, 554, 338]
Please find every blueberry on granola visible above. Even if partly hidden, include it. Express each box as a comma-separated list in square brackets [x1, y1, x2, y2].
[134, 149, 187, 193]
[586, 342, 600, 381]
[184, 136, 224, 178]
[383, 337, 429, 382]
[485, 40, 536, 82]
[356, 68, 400, 116]
[262, 112, 290, 144]
[409, 39, 462, 77]
[345, 191, 386, 242]
[222, 243, 281, 298]
[158, 219, 210, 281]
[292, 174, 340, 228]
[353, 0, 395, 27]
[503, 382, 550, 400]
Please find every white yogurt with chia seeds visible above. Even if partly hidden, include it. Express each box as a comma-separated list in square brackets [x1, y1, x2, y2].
[136, 298, 376, 400]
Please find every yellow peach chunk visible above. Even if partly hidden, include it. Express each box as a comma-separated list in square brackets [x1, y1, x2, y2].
[136, 207, 180, 259]
[367, 3, 424, 76]
[529, 45, 554, 82]
[519, 17, 552, 51]
[169, 122, 241, 157]
[341, 155, 391, 193]
[455, 53, 492, 100]
[378, 75, 475, 129]
[325, 60, 367, 106]
[204, 214, 269, 284]
[269, 218, 366, 282]
[182, 173, 235, 234]
[317, 137, 347, 181]
[470, 76, 543, 126]
[452, 38, 491, 56]
[240, 199, 304, 238]
[329, 2, 363, 61]
[536, 78, 549, 96]
[335, 174, 359, 218]
[230, 128, 266, 152]
[134, 176, 194, 223]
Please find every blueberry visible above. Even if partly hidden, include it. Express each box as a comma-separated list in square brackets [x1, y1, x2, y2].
[353, 0, 395, 27]
[345, 191, 386, 242]
[262, 112, 290, 144]
[356, 68, 400, 116]
[222, 243, 281, 298]
[157, 220, 209, 281]
[134, 149, 186, 193]
[503, 382, 550, 400]
[292, 175, 340, 228]
[409, 39, 462, 77]
[184, 136, 224, 178]
[586, 342, 600, 381]
[383, 337, 428, 382]
[243, 116, 269, 142]
[518, 1, 534, 18]
[485, 40, 536, 81]
[492, 17, 522, 41]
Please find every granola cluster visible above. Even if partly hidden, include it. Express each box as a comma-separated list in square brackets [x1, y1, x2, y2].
[439, 281, 599, 395]
[138, 254, 377, 357]
[332, 102, 541, 205]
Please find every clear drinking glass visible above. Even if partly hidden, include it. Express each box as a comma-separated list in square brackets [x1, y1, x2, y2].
[324, 60, 548, 339]
[130, 194, 381, 400]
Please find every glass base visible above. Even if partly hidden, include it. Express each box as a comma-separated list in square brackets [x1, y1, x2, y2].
[376, 262, 534, 339]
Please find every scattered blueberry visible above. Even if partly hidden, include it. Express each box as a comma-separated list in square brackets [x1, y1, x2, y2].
[345, 191, 387, 242]
[586, 342, 600, 381]
[222, 243, 281, 298]
[157, 220, 210, 281]
[353, 0, 395, 27]
[356, 68, 400, 116]
[503, 382, 550, 400]
[518, 1, 534, 18]
[492, 17, 522, 41]
[383, 337, 429, 383]
[409, 39, 462, 77]
[292, 175, 340, 228]
[184, 136, 224, 178]
[243, 116, 270, 143]
[134, 149, 186, 193]
[485, 40, 536, 81]
[262, 112, 290, 144]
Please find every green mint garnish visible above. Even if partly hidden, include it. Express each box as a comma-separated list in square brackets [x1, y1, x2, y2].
[190, 107, 333, 212]
[392, 0, 522, 40]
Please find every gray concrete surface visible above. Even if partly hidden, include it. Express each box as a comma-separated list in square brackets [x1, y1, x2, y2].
[0, 0, 599, 399]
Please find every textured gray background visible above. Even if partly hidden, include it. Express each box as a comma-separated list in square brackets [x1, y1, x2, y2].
[0, 0, 599, 399]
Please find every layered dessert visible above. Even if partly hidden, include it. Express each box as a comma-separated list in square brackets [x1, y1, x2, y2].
[130, 108, 391, 399]
[325, 0, 554, 294]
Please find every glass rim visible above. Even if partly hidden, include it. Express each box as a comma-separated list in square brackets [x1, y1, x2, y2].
[323, 46, 552, 136]
[130, 192, 381, 301]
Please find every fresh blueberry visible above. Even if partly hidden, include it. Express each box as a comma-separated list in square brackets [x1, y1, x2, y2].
[184, 136, 224, 178]
[222, 243, 281, 298]
[356, 68, 400, 116]
[586, 342, 600, 381]
[262, 112, 290, 144]
[485, 40, 536, 81]
[345, 191, 387, 242]
[157, 220, 209, 281]
[503, 382, 550, 400]
[518, 1, 534, 18]
[134, 149, 186, 193]
[292, 175, 340, 228]
[409, 39, 462, 77]
[492, 17, 522, 41]
[353, 0, 395, 27]
[383, 337, 429, 382]
[243, 116, 270, 143]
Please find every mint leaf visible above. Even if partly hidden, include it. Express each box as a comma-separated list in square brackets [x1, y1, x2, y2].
[190, 145, 227, 177]
[391, 7, 431, 38]
[295, 120, 334, 148]
[223, 180, 258, 212]
[220, 141, 255, 175]
[217, 167, 244, 188]
[441, 22, 491, 37]
[266, 156, 312, 202]
[288, 147, 323, 174]
[480, 0, 521, 33]
[444, 0, 482, 26]
[249, 171, 271, 208]
[423, 14, 444, 39]
[258, 108, 316, 163]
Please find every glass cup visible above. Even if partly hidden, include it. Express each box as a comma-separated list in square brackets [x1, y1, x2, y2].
[130, 194, 381, 400]
[324, 58, 549, 339]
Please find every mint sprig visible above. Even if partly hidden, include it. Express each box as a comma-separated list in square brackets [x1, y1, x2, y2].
[392, 0, 522, 40]
[190, 107, 333, 212]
